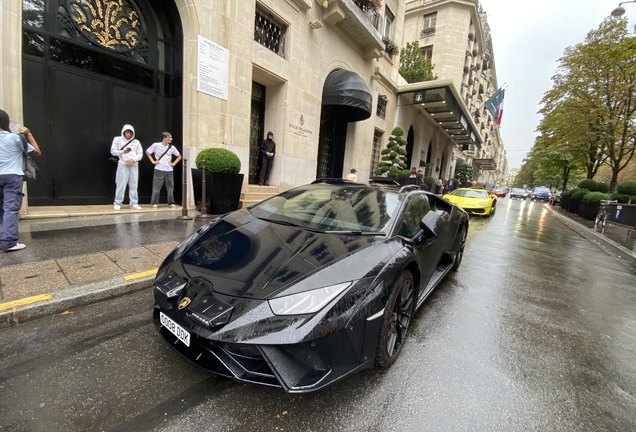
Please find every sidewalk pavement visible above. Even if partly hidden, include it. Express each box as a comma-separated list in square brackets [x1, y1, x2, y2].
[0, 205, 214, 328]
[1, 203, 635, 328]
[550, 206, 636, 270]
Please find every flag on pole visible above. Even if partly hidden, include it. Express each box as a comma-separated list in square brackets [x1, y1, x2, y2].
[485, 88, 505, 125]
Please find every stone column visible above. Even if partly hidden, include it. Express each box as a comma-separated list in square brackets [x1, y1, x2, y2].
[1, 0, 27, 215]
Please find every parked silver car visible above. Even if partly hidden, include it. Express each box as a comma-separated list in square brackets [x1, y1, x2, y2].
[509, 188, 529, 200]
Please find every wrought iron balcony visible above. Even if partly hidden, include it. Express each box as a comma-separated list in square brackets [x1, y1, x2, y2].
[323, 0, 385, 59]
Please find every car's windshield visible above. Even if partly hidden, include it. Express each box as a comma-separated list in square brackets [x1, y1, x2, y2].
[511, 188, 525, 193]
[249, 184, 401, 233]
[450, 189, 488, 198]
[534, 187, 550, 193]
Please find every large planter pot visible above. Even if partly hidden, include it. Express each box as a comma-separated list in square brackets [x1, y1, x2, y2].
[568, 199, 580, 214]
[191, 169, 244, 213]
[560, 195, 569, 209]
[580, 202, 600, 220]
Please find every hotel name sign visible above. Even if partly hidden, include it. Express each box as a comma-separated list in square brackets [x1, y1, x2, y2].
[288, 115, 313, 138]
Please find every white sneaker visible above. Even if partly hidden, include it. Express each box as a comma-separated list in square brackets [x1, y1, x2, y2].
[6, 243, 26, 252]
[113, 204, 121, 210]
[168, 204, 176, 208]
[131, 204, 143, 210]
[152, 204, 158, 209]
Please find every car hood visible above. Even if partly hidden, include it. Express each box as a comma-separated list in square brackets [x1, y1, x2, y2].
[444, 195, 488, 206]
[179, 210, 397, 300]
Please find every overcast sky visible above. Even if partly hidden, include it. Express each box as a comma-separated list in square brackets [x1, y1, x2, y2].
[478, 0, 624, 170]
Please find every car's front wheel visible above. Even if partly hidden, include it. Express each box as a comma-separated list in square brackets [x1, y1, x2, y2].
[452, 225, 467, 271]
[375, 270, 415, 368]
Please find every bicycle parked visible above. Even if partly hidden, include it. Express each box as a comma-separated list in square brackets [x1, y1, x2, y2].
[595, 200, 617, 229]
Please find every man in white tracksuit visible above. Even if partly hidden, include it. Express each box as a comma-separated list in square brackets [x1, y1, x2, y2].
[110, 124, 143, 210]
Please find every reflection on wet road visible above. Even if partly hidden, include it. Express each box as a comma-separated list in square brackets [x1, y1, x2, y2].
[1, 198, 635, 431]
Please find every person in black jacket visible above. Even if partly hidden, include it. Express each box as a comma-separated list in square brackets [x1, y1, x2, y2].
[259, 131, 276, 186]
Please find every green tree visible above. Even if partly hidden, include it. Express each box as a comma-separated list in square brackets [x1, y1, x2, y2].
[455, 164, 473, 185]
[399, 41, 437, 84]
[536, 18, 636, 192]
[375, 127, 409, 177]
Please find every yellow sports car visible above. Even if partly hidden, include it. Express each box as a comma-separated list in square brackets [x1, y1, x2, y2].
[442, 188, 497, 216]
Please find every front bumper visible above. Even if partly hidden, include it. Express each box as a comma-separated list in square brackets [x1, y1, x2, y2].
[153, 308, 378, 393]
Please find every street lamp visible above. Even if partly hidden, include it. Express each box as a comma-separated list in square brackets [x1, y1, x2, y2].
[611, 1, 636, 17]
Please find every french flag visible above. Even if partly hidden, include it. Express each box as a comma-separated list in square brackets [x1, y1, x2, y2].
[485, 88, 505, 126]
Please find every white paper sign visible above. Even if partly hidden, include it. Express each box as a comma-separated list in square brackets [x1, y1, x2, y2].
[197, 35, 229, 100]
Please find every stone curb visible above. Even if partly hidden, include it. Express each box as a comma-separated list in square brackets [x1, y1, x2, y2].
[550, 208, 636, 264]
[0, 274, 155, 329]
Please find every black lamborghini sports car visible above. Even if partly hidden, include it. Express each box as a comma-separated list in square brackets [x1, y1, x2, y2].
[153, 179, 469, 393]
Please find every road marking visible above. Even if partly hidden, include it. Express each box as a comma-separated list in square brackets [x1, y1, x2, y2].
[0, 294, 53, 311]
[123, 268, 158, 281]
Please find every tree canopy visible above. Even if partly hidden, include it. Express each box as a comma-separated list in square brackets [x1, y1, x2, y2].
[399, 41, 437, 84]
[522, 18, 636, 192]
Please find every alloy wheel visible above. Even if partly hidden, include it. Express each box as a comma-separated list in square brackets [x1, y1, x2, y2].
[386, 278, 414, 358]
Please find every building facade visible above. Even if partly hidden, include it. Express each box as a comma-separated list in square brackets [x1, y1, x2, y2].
[1, 0, 507, 209]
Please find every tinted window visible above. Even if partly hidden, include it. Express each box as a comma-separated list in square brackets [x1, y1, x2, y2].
[451, 189, 488, 198]
[250, 185, 400, 233]
[398, 194, 431, 238]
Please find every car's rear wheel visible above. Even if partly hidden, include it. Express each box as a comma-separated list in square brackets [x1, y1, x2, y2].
[452, 225, 467, 271]
[375, 270, 415, 368]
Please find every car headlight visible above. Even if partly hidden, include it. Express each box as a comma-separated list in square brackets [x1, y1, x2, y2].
[268, 282, 352, 316]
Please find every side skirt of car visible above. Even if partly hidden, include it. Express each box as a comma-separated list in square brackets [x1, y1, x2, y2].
[416, 255, 454, 310]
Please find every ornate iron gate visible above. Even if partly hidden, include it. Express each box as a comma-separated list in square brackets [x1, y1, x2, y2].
[22, 0, 182, 205]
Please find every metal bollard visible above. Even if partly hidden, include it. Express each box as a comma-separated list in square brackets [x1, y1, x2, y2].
[177, 158, 193, 220]
[197, 160, 213, 219]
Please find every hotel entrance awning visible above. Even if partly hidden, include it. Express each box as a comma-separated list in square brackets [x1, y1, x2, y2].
[322, 70, 372, 122]
[397, 80, 483, 149]
[473, 158, 497, 170]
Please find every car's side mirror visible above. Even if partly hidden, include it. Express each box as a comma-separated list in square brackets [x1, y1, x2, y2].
[420, 211, 442, 239]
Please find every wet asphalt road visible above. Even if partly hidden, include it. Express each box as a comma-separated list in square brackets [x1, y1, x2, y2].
[1, 199, 635, 432]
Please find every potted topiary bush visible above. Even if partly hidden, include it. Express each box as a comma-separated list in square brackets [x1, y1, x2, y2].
[610, 192, 632, 203]
[580, 191, 611, 220]
[560, 189, 572, 209]
[577, 179, 598, 191]
[374, 127, 410, 182]
[616, 180, 636, 204]
[191, 147, 244, 213]
[568, 188, 589, 214]
[423, 176, 435, 192]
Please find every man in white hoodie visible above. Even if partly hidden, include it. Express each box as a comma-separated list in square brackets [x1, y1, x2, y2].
[110, 124, 143, 210]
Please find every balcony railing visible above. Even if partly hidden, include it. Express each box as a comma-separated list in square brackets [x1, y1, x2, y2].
[326, 0, 385, 58]
[352, 0, 382, 31]
[406, 0, 481, 10]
